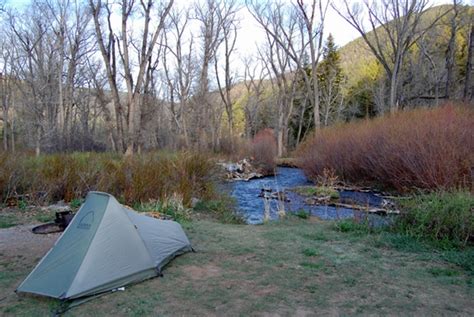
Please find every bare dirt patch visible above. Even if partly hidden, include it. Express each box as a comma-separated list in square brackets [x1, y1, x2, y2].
[183, 264, 222, 280]
[0, 224, 58, 262]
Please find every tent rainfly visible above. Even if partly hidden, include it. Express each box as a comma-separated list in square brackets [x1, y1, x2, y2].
[17, 191, 192, 300]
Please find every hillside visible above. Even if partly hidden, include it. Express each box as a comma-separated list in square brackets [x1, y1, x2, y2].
[338, 4, 473, 98]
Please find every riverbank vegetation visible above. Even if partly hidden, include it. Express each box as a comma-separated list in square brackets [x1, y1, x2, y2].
[296, 104, 473, 246]
[297, 104, 473, 192]
[0, 152, 215, 205]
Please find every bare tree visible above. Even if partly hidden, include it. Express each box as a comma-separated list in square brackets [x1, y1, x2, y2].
[243, 56, 265, 138]
[334, 0, 447, 113]
[193, 0, 236, 149]
[295, 0, 327, 130]
[89, 0, 174, 155]
[464, 22, 473, 101]
[214, 2, 238, 143]
[248, 0, 324, 154]
[7, 2, 64, 155]
[162, 7, 196, 147]
[0, 38, 13, 152]
[445, 0, 461, 99]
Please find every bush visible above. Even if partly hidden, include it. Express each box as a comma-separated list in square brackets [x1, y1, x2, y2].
[251, 129, 277, 175]
[398, 191, 474, 246]
[297, 104, 473, 192]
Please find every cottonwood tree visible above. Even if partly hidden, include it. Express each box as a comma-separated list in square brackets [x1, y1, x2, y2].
[464, 22, 473, 101]
[89, 0, 174, 155]
[8, 6, 58, 155]
[258, 18, 300, 156]
[162, 7, 196, 147]
[445, 0, 461, 99]
[243, 56, 265, 138]
[214, 3, 239, 144]
[295, 0, 328, 130]
[0, 35, 14, 152]
[248, 0, 327, 132]
[193, 0, 238, 149]
[334, 0, 447, 113]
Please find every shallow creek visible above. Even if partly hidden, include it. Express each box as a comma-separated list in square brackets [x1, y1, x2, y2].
[225, 167, 395, 225]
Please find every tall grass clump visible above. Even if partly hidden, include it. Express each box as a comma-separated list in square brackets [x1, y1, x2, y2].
[0, 151, 216, 206]
[297, 104, 473, 192]
[251, 128, 277, 175]
[397, 191, 474, 246]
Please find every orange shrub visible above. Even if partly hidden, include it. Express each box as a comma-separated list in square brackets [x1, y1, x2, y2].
[251, 129, 277, 175]
[297, 104, 474, 192]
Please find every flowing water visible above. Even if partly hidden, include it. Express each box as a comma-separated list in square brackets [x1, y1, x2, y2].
[227, 167, 394, 225]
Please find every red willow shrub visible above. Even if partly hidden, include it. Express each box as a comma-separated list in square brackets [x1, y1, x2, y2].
[297, 104, 474, 192]
[251, 128, 277, 175]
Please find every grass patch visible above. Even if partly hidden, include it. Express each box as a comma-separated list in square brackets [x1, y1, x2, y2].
[334, 219, 372, 234]
[193, 196, 243, 224]
[0, 214, 18, 228]
[295, 210, 310, 219]
[300, 261, 324, 270]
[427, 267, 461, 277]
[302, 248, 318, 257]
[292, 186, 339, 199]
[34, 212, 55, 223]
[397, 191, 473, 246]
[302, 231, 329, 241]
[1, 219, 474, 315]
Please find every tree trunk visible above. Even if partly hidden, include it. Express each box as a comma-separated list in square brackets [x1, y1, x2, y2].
[389, 64, 400, 113]
[11, 114, 14, 154]
[35, 126, 41, 157]
[464, 25, 473, 101]
[3, 107, 7, 151]
[445, 36, 456, 99]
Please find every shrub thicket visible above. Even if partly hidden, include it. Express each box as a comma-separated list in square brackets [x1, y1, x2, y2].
[297, 104, 473, 192]
[251, 129, 277, 174]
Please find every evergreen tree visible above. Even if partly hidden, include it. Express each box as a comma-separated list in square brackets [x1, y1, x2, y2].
[318, 34, 345, 126]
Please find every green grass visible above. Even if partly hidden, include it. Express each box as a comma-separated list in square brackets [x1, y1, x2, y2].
[295, 209, 310, 219]
[302, 248, 318, 257]
[292, 186, 340, 199]
[192, 196, 243, 224]
[1, 217, 473, 316]
[34, 212, 55, 223]
[397, 191, 474, 245]
[0, 214, 18, 228]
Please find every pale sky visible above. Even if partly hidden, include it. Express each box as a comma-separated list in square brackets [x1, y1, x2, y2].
[6, 0, 455, 48]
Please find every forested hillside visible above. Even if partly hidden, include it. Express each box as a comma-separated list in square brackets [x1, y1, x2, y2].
[339, 4, 473, 117]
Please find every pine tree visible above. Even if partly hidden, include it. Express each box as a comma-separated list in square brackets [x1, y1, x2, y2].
[318, 34, 345, 126]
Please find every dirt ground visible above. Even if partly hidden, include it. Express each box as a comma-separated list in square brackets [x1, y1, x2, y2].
[0, 216, 473, 316]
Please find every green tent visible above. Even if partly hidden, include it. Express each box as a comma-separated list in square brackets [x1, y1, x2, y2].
[17, 191, 192, 300]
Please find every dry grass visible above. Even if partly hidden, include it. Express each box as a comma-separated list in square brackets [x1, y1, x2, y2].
[0, 152, 216, 206]
[297, 104, 473, 192]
